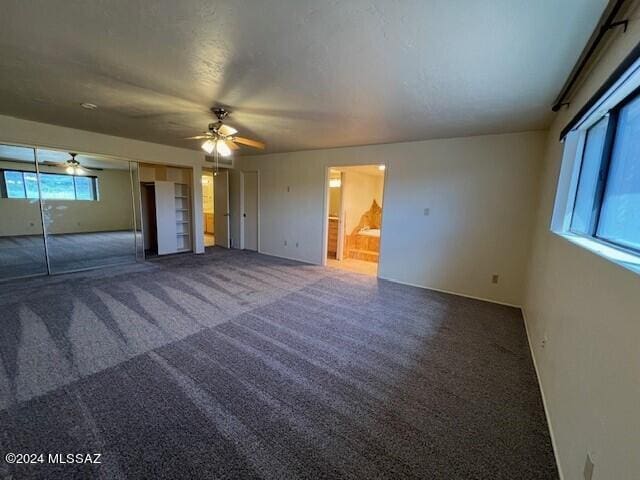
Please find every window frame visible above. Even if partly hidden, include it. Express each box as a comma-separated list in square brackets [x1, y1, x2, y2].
[1, 168, 99, 201]
[568, 114, 616, 236]
[567, 86, 640, 256]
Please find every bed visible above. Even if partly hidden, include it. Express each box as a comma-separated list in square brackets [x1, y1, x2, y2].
[345, 200, 382, 262]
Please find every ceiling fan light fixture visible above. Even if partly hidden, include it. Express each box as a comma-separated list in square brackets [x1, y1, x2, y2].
[66, 165, 75, 175]
[201, 139, 215, 154]
[189, 108, 264, 154]
[216, 140, 232, 157]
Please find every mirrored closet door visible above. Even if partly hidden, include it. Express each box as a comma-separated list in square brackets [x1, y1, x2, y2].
[0, 144, 48, 280]
[37, 149, 140, 274]
[0, 143, 143, 280]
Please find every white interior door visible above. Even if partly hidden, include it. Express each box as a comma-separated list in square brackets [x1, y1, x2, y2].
[242, 171, 259, 251]
[214, 170, 230, 248]
[154, 181, 177, 255]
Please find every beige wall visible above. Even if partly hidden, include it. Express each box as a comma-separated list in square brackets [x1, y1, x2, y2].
[239, 130, 545, 305]
[342, 170, 383, 235]
[523, 22, 640, 480]
[328, 184, 341, 218]
[0, 161, 134, 236]
[202, 172, 214, 214]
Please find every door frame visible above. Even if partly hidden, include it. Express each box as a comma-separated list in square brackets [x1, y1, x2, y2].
[336, 171, 346, 261]
[240, 170, 260, 251]
[321, 164, 388, 277]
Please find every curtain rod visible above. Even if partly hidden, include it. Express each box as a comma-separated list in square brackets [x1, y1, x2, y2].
[559, 40, 640, 140]
[552, 0, 628, 112]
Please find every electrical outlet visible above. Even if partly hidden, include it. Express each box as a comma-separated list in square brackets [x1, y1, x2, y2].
[423, 208, 430, 216]
[541, 334, 548, 349]
[284, 240, 287, 246]
[584, 452, 594, 480]
[492, 274, 499, 284]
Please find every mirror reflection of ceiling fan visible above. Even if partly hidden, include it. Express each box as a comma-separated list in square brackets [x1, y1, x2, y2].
[185, 107, 265, 157]
[38, 153, 101, 175]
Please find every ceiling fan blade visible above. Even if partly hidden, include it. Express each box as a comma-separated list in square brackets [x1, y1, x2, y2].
[224, 139, 240, 151]
[184, 135, 211, 140]
[217, 124, 238, 137]
[233, 136, 266, 149]
[39, 161, 66, 167]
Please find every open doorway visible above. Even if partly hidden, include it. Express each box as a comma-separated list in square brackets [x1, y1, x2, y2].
[202, 170, 215, 247]
[325, 164, 385, 276]
[141, 183, 158, 255]
[202, 167, 231, 249]
[139, 163, 193, 256]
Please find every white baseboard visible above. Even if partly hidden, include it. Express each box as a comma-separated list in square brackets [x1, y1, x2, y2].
[521, 308, 564, 480]
[253, 253, 522, 309]
[256, 249, 319, 267]
[376, 275, 521, 309]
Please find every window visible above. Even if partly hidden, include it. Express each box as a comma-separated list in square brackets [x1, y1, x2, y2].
[4, 171, 27, 198]
[570, 116, 611, 235]
[560, 88, 640, 260]
[1, 170, 98, 200]
[596, 95, 640, 251]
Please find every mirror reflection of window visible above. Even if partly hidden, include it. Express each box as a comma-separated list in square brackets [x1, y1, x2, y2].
[4, 170, 99, 200]
[0, 144, 48, 280]
[36, 148, 139, 274]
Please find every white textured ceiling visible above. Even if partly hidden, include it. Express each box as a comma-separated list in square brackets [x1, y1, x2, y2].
[0, 0, 606, 154]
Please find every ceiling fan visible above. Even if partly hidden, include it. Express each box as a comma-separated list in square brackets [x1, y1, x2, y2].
[39, 153, 100, 175]
[185, 107, 266, 157]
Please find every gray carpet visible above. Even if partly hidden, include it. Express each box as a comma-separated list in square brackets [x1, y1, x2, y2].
[0, 248, 558, 479]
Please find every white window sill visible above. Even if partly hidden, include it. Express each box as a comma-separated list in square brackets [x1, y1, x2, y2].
[556, 232, 640, 275]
